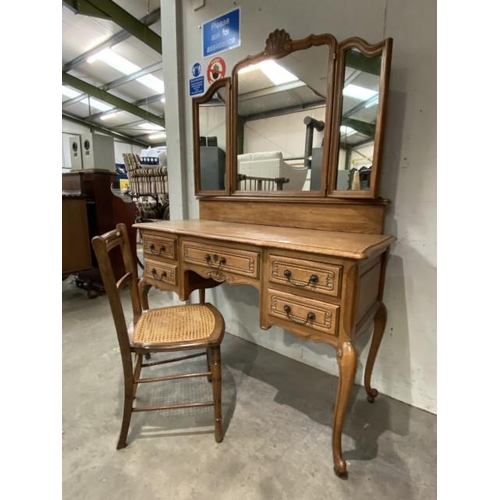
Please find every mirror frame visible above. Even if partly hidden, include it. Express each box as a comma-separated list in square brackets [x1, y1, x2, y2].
[229, 29, 337, 197]
[192, 30, 393, 201]
[328, 37, 393, 198]
[192, 77, 231, 196]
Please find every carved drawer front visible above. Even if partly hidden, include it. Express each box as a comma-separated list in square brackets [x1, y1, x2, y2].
[268, 289, 339, 336]
[144, 259, 177, 287]
[269, 255, 342, 298]
[142, 233, 177, 261]
[183, 241, 259, 278]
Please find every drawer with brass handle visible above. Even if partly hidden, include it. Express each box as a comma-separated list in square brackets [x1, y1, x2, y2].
[144, 259, 177, 287]
[142, 233, 177, 261]
[267, 289, 339, 336]
[269, 254, 342, 298]
[183, 241, 260, 278]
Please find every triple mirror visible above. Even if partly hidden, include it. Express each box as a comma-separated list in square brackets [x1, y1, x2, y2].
[193, 29, 392, 199]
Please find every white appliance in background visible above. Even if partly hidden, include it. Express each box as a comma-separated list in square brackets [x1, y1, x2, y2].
[68, 135, 83, 170]
[81, 132, 115, 171]
[140, 146, 167, 165]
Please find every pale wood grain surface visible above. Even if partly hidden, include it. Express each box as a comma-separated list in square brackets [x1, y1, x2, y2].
[134, 220, 395, 260]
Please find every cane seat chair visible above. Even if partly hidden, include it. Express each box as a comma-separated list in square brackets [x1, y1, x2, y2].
[92, 223, 225, 449]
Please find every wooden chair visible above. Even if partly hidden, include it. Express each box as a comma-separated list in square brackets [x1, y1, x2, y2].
[92, 223, 225, 449]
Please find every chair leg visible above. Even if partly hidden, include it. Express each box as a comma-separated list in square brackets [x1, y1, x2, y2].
[117, 387, 134, 450]
[209, 345, 223, 443]
[132, 353, 143, 399]
[117, 359, 136, 450]
[206, 349, 212, 382]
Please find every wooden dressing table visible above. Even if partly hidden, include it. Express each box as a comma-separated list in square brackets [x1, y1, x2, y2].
[136, 29, 394, 476]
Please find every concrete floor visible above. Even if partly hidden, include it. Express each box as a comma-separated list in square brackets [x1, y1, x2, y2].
[62, 277, 436, 500]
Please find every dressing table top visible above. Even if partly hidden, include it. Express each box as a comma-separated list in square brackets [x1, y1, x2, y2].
[134, 220, 394, 260]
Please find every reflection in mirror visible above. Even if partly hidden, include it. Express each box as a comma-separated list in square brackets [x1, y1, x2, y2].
[336, 49, 382, 191]
[235, 45, 330, 193]
[197, 85, 227, 192]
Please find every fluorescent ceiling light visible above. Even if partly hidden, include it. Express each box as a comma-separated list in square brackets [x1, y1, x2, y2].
[100, 111, 121, 121]
[62, 86, 112, 111]
[137, 74, 164, 93]
[148, 132, 166, 140]
[85, 98, 113, 112]
[238, 60, 298, 85]
[87, 48, 137, 73]
[139, 122, 164, 131]
[343, 84, 377, 101]
[340, 125, 357, 137]
[62, 85, 81, 99]
[87, 48, 164, 93]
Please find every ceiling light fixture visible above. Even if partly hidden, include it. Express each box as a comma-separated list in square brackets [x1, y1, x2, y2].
[139, 122, 164, 131]
[148, 132, 167, 140]
[87, 48, 164, 93]
[62, 85, 81, 99]
[238, 60, 298, 85]
[343, 84, 377, 101]
[100, 111, 121, 120]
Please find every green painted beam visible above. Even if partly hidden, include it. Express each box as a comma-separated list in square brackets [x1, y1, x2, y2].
[62, 72, 165, 128]
[63, 0, 110, 19]
[345, 51, 381, 76]
[63, 0, 162, 54]
[62, 112, 151, 147]
[341, 117, 375, 138]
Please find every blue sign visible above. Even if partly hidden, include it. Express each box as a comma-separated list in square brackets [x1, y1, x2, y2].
[192, 62, 201, 77]
[202, 8, 240, 58]
[189, 76, 204, 96]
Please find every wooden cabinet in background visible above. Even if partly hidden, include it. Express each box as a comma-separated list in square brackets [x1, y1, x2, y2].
[62, 195, 92, 275]
[62, 170, 138, 293]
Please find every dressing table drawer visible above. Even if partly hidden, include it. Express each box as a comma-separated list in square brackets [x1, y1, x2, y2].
[267, 289, 339, 336]
[269, 254, 342, 298]
[142, 233, 177, 261]
[144, 259, 178, 287]
[182, 241, 260, 278]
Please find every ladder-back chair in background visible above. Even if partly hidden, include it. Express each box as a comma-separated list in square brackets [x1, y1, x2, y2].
[92, 223, 225, 448]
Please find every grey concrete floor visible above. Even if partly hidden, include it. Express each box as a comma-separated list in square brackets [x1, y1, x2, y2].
[62, 277, 436, 500]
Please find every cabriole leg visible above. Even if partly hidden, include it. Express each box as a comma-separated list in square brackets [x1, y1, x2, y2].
[332, 341, 357, 477]
[364, 302, 387, 403]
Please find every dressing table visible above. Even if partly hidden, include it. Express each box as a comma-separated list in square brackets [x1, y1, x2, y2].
[135, 29, 394, 477]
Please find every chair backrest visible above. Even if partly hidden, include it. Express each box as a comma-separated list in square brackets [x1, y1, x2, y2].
[92, 223, 142, 355]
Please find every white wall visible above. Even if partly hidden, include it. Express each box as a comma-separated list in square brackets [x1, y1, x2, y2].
[243, 106, 326, 158]
[163, 0, 437, 413]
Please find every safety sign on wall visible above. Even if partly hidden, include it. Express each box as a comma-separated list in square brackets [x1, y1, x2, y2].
[202, 8, 240, 58]
[207, 57, 226, 84]
[189, 62, 204, 96]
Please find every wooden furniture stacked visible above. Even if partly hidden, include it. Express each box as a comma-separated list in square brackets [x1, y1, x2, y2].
[135, 29, 394, 477]
[62, 169, 137, 295]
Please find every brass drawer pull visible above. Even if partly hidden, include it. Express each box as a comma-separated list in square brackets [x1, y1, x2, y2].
[283, 304, 316, 325]
[283, 269, 319, 287]
[205, 253, 227, 269]
[149, 243, 166, 256]
[151, 268, 167, 281]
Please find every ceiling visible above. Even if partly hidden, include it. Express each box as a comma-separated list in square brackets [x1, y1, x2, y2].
[62, 0, 165, 148]
[62, 2, 379, 152]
